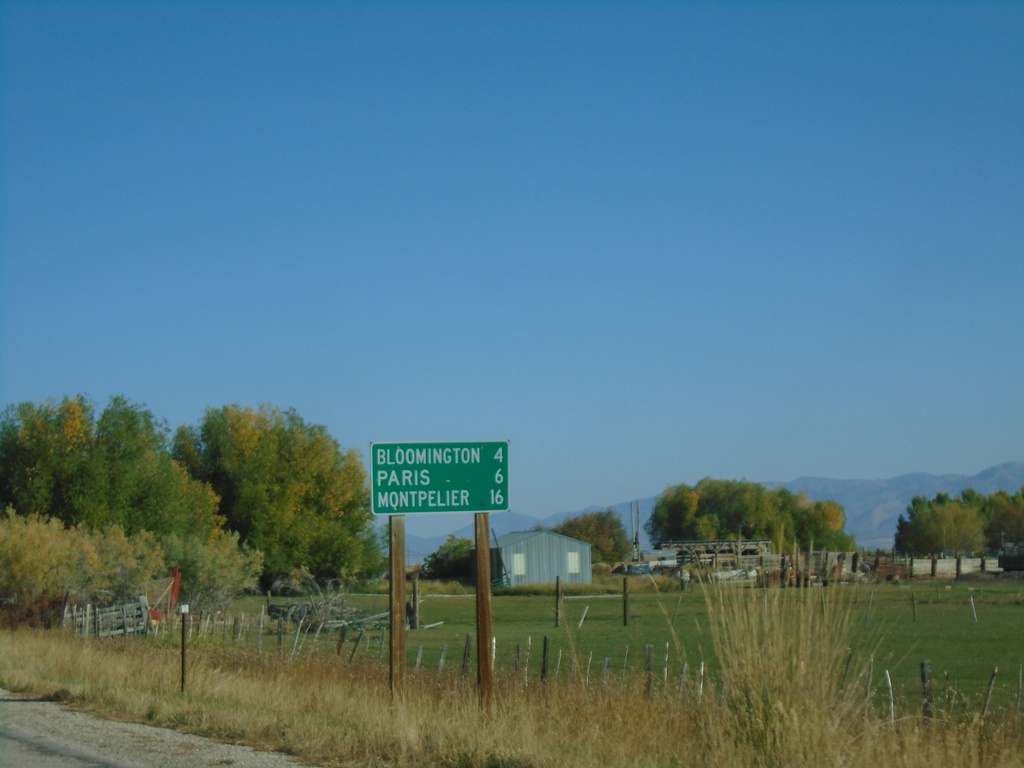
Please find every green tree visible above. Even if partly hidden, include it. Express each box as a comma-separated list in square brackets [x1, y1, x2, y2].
[0, 396, 262, 609]
[645, 478, 853, 552]
[0, 396, 223, 540]
[173, 404, 379, 584]
[421, 535, 474, 580]
[896, 491, 998, 555]
[984, 488, 1024, 551]
[551, 510, 631, 564]
[0, 397, 102, 526]
[93, 396, 225, 539]
[645, 484, 700, 543]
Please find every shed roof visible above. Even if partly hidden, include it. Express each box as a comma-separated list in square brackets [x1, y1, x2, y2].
[494, 530, 590, 548]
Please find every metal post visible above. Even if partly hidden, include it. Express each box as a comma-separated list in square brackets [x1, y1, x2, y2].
[179, 604, 189, 694]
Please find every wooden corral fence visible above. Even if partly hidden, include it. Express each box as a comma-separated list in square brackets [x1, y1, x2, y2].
[843, 551, 1002, 581]
[774, 551, 1002, 584]
[658, 546, 1004, 586]
[62, 596, 152, 638]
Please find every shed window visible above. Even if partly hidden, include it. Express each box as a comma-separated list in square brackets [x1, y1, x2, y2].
[567, 551, 580, 574]
[513, 553, 527, 576]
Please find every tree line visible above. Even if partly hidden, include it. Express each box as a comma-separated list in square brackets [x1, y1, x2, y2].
[0, 396, 381, 612]
[894, 488, 1024, 555]
[645, 478, 855, 553]
[419, 480, 856, 582]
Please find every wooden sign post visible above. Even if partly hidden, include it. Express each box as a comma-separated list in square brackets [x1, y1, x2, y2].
[389, 515, 406, 696]
[371, 441, 508, 705]
[475, 512, 494, 703]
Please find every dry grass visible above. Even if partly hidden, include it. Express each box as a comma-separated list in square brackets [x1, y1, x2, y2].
[1, 584, 1022, 768]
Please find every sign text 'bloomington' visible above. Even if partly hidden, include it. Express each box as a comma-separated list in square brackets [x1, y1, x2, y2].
[370, 441, 509, 515]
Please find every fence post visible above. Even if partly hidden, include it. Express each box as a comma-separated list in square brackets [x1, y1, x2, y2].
[983, 668, 999, 719]
[180, 605, 189, 694]
[645, 644, 654, 698]
[555, 576, 562, 627]
[461, 633, 472, 678]
[257, 608, 264, 654]
[290, 619, 304, 659]
[622, 578, 630, 626]
[921, 660, 933, 719]
[349, 629, 365, 664]
[411, 576, 420, 630]
[573, 604, 588, 629]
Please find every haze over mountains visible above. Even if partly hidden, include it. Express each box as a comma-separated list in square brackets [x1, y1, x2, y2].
[403, 462, 1024, 563]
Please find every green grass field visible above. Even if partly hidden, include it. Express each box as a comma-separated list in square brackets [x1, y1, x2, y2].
[243, 575, 1024, 715]
[4, 575, 1024, 767]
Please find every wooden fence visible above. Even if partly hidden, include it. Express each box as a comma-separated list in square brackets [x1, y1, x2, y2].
[62, 596, 152, 638]
[718, 550, 1002, 584]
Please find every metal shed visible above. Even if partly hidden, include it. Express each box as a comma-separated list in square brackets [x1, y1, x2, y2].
[490, 530, 592, 587]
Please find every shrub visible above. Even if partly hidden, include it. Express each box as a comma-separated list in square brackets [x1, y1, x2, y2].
[0, 507, 77, 604]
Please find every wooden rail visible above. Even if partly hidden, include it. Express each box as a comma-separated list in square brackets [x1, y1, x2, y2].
[62, 596, 152, 638]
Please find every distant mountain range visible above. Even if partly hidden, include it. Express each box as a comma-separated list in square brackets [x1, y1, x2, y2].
[402, 462, 1024, 561]
[766, 462, 1024, 549]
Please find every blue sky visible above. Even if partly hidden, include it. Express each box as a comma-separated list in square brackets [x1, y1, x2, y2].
[2, 2, 1022, 539]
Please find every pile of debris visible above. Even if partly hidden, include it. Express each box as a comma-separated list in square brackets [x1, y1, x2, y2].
[267, 598, 385, 630]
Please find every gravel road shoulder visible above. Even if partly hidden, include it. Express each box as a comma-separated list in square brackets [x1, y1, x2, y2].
[0, 690, 317, 768]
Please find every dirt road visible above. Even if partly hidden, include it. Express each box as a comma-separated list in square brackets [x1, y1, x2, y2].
[0, 691, 314, 768]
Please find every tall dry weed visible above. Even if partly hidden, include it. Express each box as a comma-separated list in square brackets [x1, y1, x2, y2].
[700, 582, 865, 766]
[2, 593, 1024, 768]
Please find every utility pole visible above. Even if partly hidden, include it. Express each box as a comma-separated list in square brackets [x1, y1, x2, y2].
[632, 501, 641, 563]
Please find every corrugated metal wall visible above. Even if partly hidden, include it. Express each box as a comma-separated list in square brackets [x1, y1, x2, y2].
[491, 531, 592, 586]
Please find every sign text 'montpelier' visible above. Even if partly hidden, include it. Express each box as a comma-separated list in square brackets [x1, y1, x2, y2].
[370, 441, 509, 515]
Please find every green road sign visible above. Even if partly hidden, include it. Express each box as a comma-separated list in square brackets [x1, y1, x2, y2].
[371, 441, 509, 515]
